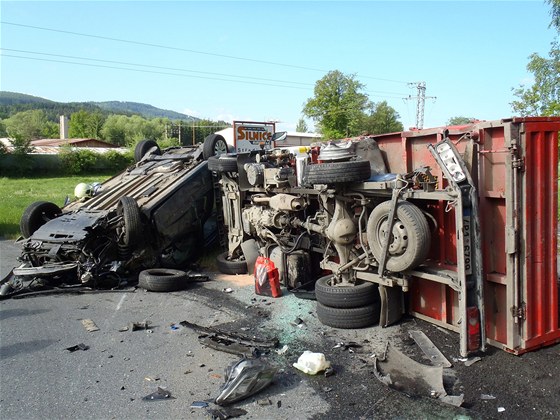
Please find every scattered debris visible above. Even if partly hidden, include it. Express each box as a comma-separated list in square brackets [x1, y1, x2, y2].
[464, 356, 482, 367]
[118, 326, 129, 332]
[257, 398, 272, 406]
[408, 330, 452, 367]
[293, 351, 331, 375]
[277, 400, 281, 408]
[275, 345, 289, 355]
[207, 407, 247, 420]
[373, 343, 464, 407]
[190, 401, 209, 408]
[324, 367, 335, 377]
[332, 341, 362, 352]
[215, 358, 277, 405]
[180, 320, 279, 358]
[222, 288, 233, 293]
[142, 387, 174, 401]
[81, 319, 100, 332]
[144, 376, 160, 382]
[322, 387, 333, 393]
[170, 324, 181, 331]
[498, 407, 506, 413]
[130, 321, 150, 331]
[291, 317, 305, 327]
[481, 394, 496, 400]
[65, 343, 89, 352]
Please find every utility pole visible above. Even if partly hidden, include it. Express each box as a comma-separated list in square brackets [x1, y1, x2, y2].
[405, 81, 436, 129]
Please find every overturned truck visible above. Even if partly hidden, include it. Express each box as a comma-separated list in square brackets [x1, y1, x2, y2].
[211, 117, 560, 357]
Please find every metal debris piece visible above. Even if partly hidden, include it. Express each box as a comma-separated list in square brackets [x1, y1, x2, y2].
[65, 343, 89, 352]
[324, 367, 335, 377]
[223, 288, 233, 293]
[190, 401, 209, 408]
[481, 394, 496, 400]
[130, 321, 150, 331]
[498, 407, 506, 412]
[373, 343, 464, 407]
[180, 320, 279, 358]
[215, 358, 277, 405]
[81, 319, 100, 332]
[464, 356, 481, 367]
[257, 398, 272, 406]
[332, 341, 362, 351]
[408, 330, 452, 367]
[275, 345, 289, 355]
[208, 407, 247, 420]
[144, 376, 160, 382]
[142, 386, 174, 401]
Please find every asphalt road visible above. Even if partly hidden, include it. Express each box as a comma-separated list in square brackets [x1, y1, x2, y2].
[1, 240, 559, 420]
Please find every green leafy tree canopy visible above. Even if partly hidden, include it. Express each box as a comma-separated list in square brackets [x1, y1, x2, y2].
[362, 101, 404, 135]
[447, 116, 476, 125]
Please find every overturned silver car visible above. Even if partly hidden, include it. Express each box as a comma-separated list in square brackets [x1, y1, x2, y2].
[1, 135, 229, 297]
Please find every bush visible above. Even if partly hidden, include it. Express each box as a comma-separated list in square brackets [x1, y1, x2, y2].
[60, 148, 99, 174]
[103, 149, 134, 171]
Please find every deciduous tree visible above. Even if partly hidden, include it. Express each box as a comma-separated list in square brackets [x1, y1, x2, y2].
[362, 101, 404, 135]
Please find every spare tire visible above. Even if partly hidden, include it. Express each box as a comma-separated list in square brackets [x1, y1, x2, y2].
[138, 268, 192, 292]
[207, 154, 238, 173]
[216, 251, 248, 275]
[20, 201, 62, 238]
[315, 275, 379, 308]
[316, 301, 380, 329]
[306, 160, 371, 184]
[134, 139, 161, 162]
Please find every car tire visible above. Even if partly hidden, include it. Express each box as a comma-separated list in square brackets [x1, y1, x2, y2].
[20, 201, 62, 238]
[134, 139, 161, 162]
[316, 301, 380, 329]
[138, 268, 192, 292]
[203, 134, 229, 160]
[207, 154, 238, 173]
[216, 251, 248, 275]
[306, 160, 371, 184]
[118, 197, 142, 247]
[315, 275, 379, 308]
[367, 200, 431, 273]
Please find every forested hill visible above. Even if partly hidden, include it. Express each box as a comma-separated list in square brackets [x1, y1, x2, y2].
[0, 91, 197, 121]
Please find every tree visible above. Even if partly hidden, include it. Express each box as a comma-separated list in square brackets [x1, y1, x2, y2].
[295, 118, 308, 133]
[303, 70, 371, 139]
[100, 114, 166, 146]
[3, 109, 52, 140]
[69, 109, 105, 138]
[447, 116, 475, 125]
[511, 0, 560, 116]
[362, 101, 404, 135]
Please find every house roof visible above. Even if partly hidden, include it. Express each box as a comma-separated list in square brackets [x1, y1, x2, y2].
[30, 138, 119, 147]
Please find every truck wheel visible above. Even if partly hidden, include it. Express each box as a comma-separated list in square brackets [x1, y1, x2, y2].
[134, 139, 161, 162]
[203, 134, 229, 160]
[20, 201, 62, 238]
[316, 302, 380, 329]
[216, 251, 248, 274]
[367, 200, 430, 273]
[138, 268, 192, 292]
[118, 197, 142, 247]
[306, 160, 371, 184]
[207, 154, 238, 173]
[315, 275, 379, 308]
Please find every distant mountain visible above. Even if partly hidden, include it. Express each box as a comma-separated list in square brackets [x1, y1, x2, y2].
[0, 91, 198, 121]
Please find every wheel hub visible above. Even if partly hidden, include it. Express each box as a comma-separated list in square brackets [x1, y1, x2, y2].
[379, 219, 409, 256]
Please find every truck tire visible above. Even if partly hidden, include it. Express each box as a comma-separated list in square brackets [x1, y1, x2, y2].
[134, 139, 161, 162]
[367, 200, 431, 273]
[20, 201, 62, 238]
[207, 154, 238, 173]
[216, 251, 248, 275]
[306, 160, 371, 184]
[315, 275, 379, 308]
[316, 301, 380, 329]
[118, 197, 142, 247]
[138, 268, 192, 292]
[203, 134, 229, 160]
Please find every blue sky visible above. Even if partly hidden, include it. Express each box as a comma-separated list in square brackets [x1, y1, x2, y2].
[0, 0, 555, 132]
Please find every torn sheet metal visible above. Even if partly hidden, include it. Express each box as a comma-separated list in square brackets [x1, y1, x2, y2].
[373, 344, 463, 407]
[143, 387, 174, 401]
[408, 330, 452, 367]
[180, 320, 279, 357]
[81, 319, 100, 332]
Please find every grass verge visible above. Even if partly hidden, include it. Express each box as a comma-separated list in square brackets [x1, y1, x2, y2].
[0, 174, 111, 239]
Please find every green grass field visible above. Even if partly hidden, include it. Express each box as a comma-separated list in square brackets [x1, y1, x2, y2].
[0, 174, 111, 239]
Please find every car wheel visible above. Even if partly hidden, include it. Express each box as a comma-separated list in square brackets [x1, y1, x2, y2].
[138, 268, 192, 292]
[316, 301, 380, 329]
[367, 200, 431, 273]
[20, 201, 62, 238]
[118, 197, 142, 247]
[203, 134, 229, 160]
[207, 154, 238, 173]
[216, 251, 248, 275]
[306, 160, 371, 184]
[315, 275, 379, 308]
[134, 139, 161, 162]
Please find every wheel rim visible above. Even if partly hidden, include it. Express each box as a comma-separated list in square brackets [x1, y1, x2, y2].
[214, 139, 228, 156]
[377, 217, 409, 256]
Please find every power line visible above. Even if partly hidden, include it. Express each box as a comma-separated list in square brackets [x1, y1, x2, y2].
[2, 21, 410, 85]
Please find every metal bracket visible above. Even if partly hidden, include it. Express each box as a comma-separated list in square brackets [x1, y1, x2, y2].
[378, 188, 401, 277]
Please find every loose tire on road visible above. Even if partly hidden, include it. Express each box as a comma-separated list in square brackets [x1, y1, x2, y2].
[134, 139, 161, 162]
[316, 301, 380, 329]
[20, 201, 62, 238]
[138, 268, 192, 292]
[207, 154, 239, 173]
[216, 251, 248, 275]
[118, 197, 142, 247]
[306, 160, 371, 184]
[202, 134, 229, 160]
[367, 200, 431, 273]
[315, 275, 379, 308]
